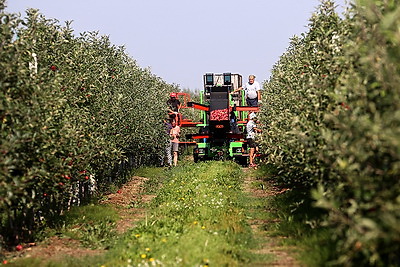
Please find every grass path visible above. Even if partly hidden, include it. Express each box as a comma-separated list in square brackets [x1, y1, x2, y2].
[242, 167, 300, 266]
[5, 162, 301, 266]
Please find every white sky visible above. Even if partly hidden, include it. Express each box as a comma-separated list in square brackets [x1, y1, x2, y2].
[5, 0, 348, 91]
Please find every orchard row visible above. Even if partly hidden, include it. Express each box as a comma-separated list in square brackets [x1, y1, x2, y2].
[259, 1, 400, 265]
[0, 5, 175, 243]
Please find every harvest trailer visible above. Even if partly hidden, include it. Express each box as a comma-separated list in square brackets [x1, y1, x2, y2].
[183, 73, 259, 165]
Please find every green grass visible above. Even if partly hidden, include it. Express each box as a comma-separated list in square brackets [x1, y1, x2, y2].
[61, 161, 266, 266]
[11, 161, 320, 266]
[101, 161, 257, 266]
[131, 166, 168, 194]
[39, 204, 120, 250]
[61, 205, 120, 249]
[8, 204, 120, 267]
[251, 165, 338, 266]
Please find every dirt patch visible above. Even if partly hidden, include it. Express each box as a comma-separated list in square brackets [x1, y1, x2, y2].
[243, 168, 300, 267]
[11, 236, 102, 262]
[100, 175, 156, 234]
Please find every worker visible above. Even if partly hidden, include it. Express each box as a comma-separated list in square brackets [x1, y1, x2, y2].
[246, 112, 262, 167]
[230, 74, 261, 107]
[230, 110, 240, 134]
[170, 120, 181, 167]
[163, 118, 173, 167]
[167, 92, 181, 124]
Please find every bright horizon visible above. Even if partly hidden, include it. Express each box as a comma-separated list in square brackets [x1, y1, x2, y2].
[5, 0, 348, 91]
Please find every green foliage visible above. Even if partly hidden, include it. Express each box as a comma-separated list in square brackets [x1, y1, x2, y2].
[261, 0, 345, 187]
[261, 0, 400, 265]
[0, 7, 175, 244]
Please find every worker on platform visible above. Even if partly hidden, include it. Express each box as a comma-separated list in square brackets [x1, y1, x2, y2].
[246, 112, 262, 167]
[231, 75, 261, 107]
[167, 92, 181, 124]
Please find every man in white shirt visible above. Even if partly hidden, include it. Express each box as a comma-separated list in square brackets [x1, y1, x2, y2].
[231, 75, 261, 107]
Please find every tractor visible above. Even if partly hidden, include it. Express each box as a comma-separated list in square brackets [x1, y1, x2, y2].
[177, 73, 259, 165]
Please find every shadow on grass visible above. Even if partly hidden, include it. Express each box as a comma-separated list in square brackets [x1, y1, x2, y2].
[251, 163, 338, 267]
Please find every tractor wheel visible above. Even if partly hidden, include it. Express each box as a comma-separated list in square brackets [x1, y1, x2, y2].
[235, 156, 248, 166]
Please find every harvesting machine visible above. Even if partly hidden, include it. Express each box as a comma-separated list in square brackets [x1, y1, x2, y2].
[178, 73, 259, 165]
